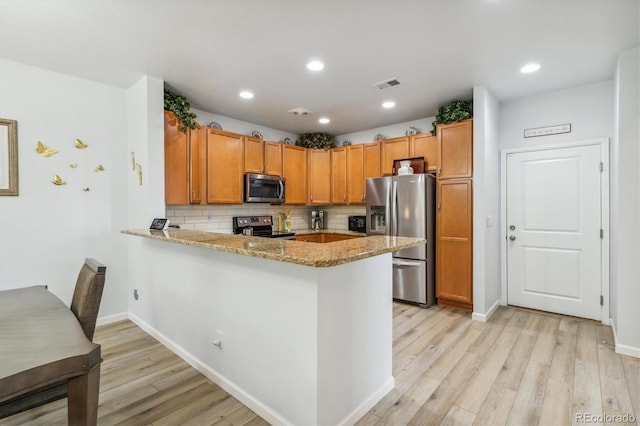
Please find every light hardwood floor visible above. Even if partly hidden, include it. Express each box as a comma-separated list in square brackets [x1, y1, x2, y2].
[2, 304, 638, 426]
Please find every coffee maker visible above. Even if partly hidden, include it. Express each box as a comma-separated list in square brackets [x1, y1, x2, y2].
[311, 209, 326, 230]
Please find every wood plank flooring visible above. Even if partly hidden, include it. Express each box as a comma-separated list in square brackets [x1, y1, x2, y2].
[2, 304, 638, 426]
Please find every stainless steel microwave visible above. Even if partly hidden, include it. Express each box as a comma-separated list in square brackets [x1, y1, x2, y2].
[244, 173, 285, 203]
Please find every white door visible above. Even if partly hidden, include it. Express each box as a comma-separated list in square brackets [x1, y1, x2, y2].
[506, 145, 602, 320]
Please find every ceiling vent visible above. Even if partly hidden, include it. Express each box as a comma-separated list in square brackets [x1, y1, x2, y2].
[288, 107, 313, 116]
[373, 78, 401, 90]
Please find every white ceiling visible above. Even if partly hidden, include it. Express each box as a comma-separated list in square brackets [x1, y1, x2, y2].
[1, 0, 638, 135]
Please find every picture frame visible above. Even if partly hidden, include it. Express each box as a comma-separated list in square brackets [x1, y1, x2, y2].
[149, 218, 169, 230]
[392, 157, 426, 176]
[0, 118, 18, 196]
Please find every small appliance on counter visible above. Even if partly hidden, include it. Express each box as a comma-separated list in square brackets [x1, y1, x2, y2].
[232, 216, 295, 239]
[348, 215, 366, 233]
[310, 209, 326, 230]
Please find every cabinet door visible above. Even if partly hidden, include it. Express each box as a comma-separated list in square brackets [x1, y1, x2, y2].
[331, 147, 347, 205]
[410, 133, 439, 173]
[282, 145, 308, 205]
[381, 137, 409, 175]
[244, 137, 264, 174]
[206, 129, 244, 204]
[189, 126, 204, 204]
[347, 144, 364, 204]
[264, 141, 283, 176]
[436, 178, 473, 310]
[308, 149, 331, 205]
[296, 234, 321, 243]
[363, 141, 381, 202]
[164, 111, 189, 204]
[438, 120, 473, 179]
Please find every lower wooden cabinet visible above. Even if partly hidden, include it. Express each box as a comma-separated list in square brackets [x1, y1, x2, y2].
[295, 233, 364, 243]
[436, 178, 473, 310]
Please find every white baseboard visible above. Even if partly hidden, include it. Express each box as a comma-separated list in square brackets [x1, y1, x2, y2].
[127, 313, 291, 425]
[611, 320, 640, 359]
[338, 377, 394, 426]
[96, 312, 128, 326]
[472, 299, 501, 322]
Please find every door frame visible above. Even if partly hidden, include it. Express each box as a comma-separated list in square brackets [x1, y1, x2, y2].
[500, 138, 610, 325]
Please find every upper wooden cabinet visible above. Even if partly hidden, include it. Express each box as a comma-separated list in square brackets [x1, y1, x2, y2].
[410, 133, 439, 173]
[244, 137, 283, 176]
[437, 120, 473, 179]
[347, 144, 364, 204]
[331, 147, 347, 205]
[282, 145, 307, 205]
[363, 141, 381, 202]
[264, 141, 283, 176]
[205, 128, 244, 204]
[381, 136, 410, 175]
[164, 111, 203, 205]
[308, 149, 331, 205]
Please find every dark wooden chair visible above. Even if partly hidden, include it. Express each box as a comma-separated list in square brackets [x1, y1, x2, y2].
[0, 258, 106, 420]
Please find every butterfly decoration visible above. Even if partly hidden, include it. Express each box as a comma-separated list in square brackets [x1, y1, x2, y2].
[36, 141, 58, 157]
[69, 163, 78, 168]
[94, 164, 105, 173]
[75, 138, 88, 149]
[82, 187, 90, 192]
[52, 175, 67, 185]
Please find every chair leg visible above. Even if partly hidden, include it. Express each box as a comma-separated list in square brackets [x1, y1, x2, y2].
[67, 363, 100, 426]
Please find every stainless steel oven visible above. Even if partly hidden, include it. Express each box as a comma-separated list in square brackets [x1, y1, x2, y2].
[232, 216, 295, 239]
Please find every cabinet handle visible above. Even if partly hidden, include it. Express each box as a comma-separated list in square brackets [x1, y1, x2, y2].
[437, 202, 441, 210]
[192, 190, 196, 199]
[343, 195, 346, 202]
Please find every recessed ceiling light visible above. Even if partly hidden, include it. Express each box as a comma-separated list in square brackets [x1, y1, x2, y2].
[520, 63, 541, 74]
[307, 60, 325, 71]
[382, 101, 396, 109]
[239, 91, 254, 99]
[318, 117, 330, 124]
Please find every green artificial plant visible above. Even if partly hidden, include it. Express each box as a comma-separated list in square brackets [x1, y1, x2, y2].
[296, 132, 334, 150]
[164, 88, 198, 134]
[431, 99, 473, 134]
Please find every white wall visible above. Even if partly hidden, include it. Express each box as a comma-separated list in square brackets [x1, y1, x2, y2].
[192, 108, 298, 143]
[499, 81, 614, 150]
[0, 59, 129, 318]
[336, 117, 435, 145]
[472, 87, 501, 320]
[611, 47, 640, 356]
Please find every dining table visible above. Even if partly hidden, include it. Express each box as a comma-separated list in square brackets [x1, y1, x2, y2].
[0, 285, 101, 425]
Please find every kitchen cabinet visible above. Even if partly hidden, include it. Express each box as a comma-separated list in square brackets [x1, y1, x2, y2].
[436, 178, 473, 310]
[331, 147, 347, 205]
[164, 111, 204, 205]
[282, 144, 308, 205]
[347, 144, 364, 204]
[381, 136, 409, 175]
[437, 119, 473, 179]
[410, 133, 439, 173]
[205, 128, 244, 204]
[363, 141, 381, 202]
[264, 141, 283, 176]
[244, 137, 283, 176]
[295, 233, 364, 243]
[308, 149, 331, 205]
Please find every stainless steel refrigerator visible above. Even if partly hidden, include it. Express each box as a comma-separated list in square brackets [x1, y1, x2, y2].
[366, 174, 436, 307]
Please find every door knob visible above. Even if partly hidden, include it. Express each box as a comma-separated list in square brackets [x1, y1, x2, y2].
[509, 235, 516, 241]
[509, 225, 516, 230]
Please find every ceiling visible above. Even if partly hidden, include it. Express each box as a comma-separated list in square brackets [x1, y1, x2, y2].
[1, 0, 638, 136]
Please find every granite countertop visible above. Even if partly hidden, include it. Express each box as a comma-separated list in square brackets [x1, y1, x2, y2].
[122, 229, 423, 267]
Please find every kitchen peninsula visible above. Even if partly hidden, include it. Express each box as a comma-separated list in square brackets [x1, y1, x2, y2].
[123, 229, 423, 425]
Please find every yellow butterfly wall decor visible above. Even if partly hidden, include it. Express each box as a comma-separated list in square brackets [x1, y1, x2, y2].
[75, 138, 88, 149]
[52, 175, 67, 185]
[94, 165, 105, 173]
[36, 141, 58, 157]
[69, 163, 78, 168]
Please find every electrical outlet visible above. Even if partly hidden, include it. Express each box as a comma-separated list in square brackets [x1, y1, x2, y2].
[212, 329, 223, 349]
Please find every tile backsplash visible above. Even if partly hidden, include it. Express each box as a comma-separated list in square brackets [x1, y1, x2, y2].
[166, 204, 366, 234]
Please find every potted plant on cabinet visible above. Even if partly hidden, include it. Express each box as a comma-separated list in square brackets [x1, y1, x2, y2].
[164, 88, 198, 134]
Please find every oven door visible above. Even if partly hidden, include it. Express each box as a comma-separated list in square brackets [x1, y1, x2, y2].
[245, 174, 285, 203]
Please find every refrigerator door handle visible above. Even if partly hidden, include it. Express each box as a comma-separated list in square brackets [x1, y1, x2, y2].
[391, 180, 398, 236]
[392, 259, 423, 267]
